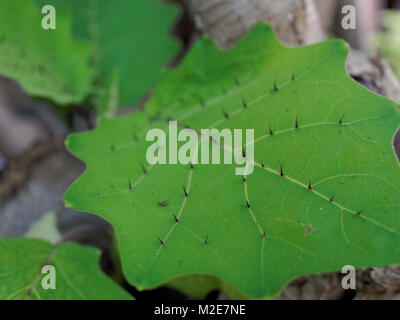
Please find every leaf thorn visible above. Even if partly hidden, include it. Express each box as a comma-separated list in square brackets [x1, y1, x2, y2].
[234, 77, 240, 86]
[273, 79, 278, 92]
[339, 114, 345, 125]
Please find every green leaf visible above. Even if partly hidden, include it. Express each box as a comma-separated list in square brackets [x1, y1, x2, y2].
[0, 238, 132, 300]
[25, 212, 62, 244]
[0, 0, 92, 105]
[35, 0, 180, 114]
[65, 24, 400, 298]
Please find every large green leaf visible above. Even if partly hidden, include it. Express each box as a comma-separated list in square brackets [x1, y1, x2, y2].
[65, 24, 400, 298]
[0, 0, 92, 105]
[0, 238, 132, 300]
[35, 0, 180, 114]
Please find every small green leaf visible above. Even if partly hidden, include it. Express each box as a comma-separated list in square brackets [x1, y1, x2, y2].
[65, 24, 400, 298]
[0, 238, 132, 300]
[0, 0, 93, 105]
[35, 0, 180, 114]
